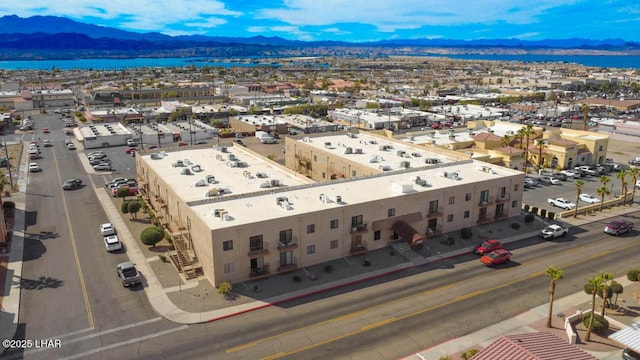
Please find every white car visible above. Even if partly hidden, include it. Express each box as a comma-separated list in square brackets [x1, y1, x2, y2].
[43, 140, 53, 147]
[579, 193, 601, 204]
[560, 169, 580, 179]
[67, 143, 76, 150]
[28, 163, 42, 172]
[104, 235, 122, 252]
[100, 223, 116, 236]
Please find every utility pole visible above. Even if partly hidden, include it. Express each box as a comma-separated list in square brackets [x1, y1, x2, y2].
[3, 142, 13, 190]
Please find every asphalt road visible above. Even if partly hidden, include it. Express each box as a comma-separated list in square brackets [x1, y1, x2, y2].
[55, 211, 638, 360]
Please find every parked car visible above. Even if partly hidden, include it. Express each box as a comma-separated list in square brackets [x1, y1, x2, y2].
[88, 151, 106, 157]
[111, 186, 138, 197]
[28, 163, 42, 172]
[62, 178, 83, 190]
[116, 262, 141, 287]
[93, 163, 113, 171]
[622, 348, 640, 360]
[539, 176, 560, 185]
[480, 249, 511, 267]
[42, 127, 50, 133]
[100, 223, 116, 236]
[126, 139, 137, 147]
[559, 169, 580, 179]
[575, 166, 597, 176]
[90, 158, 110, 166]
[579, 193, 601, 204]
[124, 147, 137, 154]
[474, 239, 503, 255]
[547, 197, 576, 210]
[524, 178, 538, 187]
[604, 219, 634, 236]
[65, 139, 73, 145]
[67, 143, 76, 150]
[540, 224, 568, 240]
[106, 178, 128, 187]
[43, 140, 53, 147]
[104, 235, 123, 252]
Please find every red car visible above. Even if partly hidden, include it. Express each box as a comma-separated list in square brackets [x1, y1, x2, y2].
[474, 239, 503, 255]
[111, 186, 139, 197]
[604, 219, 634, 236]
[124, 147, 136, 154]
[480, 249, 511, 267]
[42, 127, 50, 133]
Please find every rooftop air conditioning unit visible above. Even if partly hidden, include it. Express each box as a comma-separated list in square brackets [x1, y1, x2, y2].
[416, 178, 429, 187]
[228, 154, 236, 160]
[256, 172, 268, 178]
[193, 179, 206, 187]
[379, 145, 388, 151]
[220, 146, 228, 153]
[368, 156, 379, 163]
[259, 181, 271, 188]
[270, 179, 281, 187]
[354, 148, 363, 154]
[335, 195, 342, 203]
[206, 175, 216, 183]
[344, 147, 353, 154]
[276, 196, 289, 206]
[400, 161, 410, 168]
[379, 165, 391, 171]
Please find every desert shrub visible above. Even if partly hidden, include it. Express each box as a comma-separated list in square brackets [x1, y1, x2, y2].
[140, 226, 164, 247]
[540, 209, 547, 219]
[121, 201, 131, 214]
[627, 269, 640, 281]
[524, 213, 535, 223]
[582, 313, 609, 334]
[460, 227, 473, 239]
[531, 206, 539, 215]
[547, 212, 555, 221]
[293, 275, 302, 282]
[324, 265, 333, 273]
[523, 204, 530, 212]
[461, 349, 479, 360]
[511, 222, 520, 229]
[218, 281, 232, 295]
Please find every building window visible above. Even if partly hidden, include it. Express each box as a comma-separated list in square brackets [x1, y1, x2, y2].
[428, 200, 439, 215]
[313, 155, 317, 161]
[223, 263, 234, 274]
[388, 208, 395, 217]
[279, 229, 292, 242]
[449, 196, 455, 205]
[464, 210, 470, 219]
[351, 215, 364, 226]
[447, 214, 454, 222]
[374, 230, 381, 240]
[330, 219, 339, 229]
[465, 193, 472, 201]
[307, 224, 315, 234]
[514, 184, 519, 192]
[322, 172, 326, 179]
[352, 170, 357, 177]
[307, 245, 315, 255]
[480, 190, 489, 203]
[599, 145, 603, 151]
[223, 240, 233, 251]
[249, 235, 264, 252]
[512, 200, 518, 208]
[330, 240, 338, 249]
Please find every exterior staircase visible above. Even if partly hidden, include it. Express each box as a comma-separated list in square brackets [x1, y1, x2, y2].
[170, 232, 200, 280]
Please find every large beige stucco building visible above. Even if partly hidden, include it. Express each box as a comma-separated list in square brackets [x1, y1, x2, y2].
[136, 133, 524, 287]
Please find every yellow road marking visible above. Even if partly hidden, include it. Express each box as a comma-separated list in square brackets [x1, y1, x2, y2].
[53, 148, 94, 329]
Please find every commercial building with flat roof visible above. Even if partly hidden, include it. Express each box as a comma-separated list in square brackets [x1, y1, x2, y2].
[136, 134, 524, 287]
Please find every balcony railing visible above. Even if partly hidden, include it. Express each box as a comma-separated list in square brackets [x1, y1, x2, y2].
[495, 194, 510, 203]
[249, 263, 270, 278]
[277, 238, 298, 250]
[247, 242, 269, 256]
[494, 213, 508, 220]
[350, 223, 368, 234]
[478, 200, 492, 207]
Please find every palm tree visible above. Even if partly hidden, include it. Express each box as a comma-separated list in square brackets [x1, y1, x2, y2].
[581, 103, 589, 130]
[0, 169, 8, 205]
[599, 272, 614, 317]
[500, 134, 513, 147]
[516, 128, 526, 150]
[545, 266, 564, 328]
[535, 139, 546, 167]
[522, 123, 534, 174]
[600, 175, 611, 198]
[574, 180, 585, 218]
[616, 169, 628, 204]
[596, 186, 610, 211]
[628, 167, 639, 203]
[584, 276, 602, 342]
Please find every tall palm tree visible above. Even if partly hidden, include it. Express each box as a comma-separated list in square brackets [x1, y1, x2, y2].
[545, 266, 564, 328]
[596, 186, 610, 212]
[584, 276, 602, 342]
[599, 271, 614, 317]
[600, 175, 611, 199]
[574, 179, 585, 218]
[522, 123, 534, 174]
[516, 128, 526, 150]
[500, 134, 513, 147]
[628, 167, 639, 203]
[616, 169, 628, 204]
[581, 103, 589, 131]
[535, 139, 546, 168]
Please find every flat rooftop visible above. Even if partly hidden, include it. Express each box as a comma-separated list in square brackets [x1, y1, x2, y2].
[186, 159, 521, 230]
[299, 132, 461, 171]
[79, 123, 132, 137]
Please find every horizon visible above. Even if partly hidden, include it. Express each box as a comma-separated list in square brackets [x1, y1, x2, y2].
[2, 1, 639, 42]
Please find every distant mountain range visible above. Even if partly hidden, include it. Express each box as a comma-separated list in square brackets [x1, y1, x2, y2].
[1, 15, 639, 61]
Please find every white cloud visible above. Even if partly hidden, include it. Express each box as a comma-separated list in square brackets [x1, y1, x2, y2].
[257, 0, 582, 31]
[1, 0, 241, 33]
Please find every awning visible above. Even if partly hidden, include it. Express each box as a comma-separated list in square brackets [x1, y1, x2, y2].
[391, 220, 426, 246]
[372, 212, 422, 231]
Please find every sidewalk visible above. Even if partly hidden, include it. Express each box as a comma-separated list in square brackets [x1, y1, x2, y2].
[1, 143, 639, 358]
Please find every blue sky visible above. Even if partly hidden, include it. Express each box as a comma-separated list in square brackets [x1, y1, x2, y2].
[3, 0, 640, 42]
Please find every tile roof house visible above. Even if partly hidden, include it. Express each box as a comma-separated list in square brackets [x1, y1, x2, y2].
[471, 332, 597, 360]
